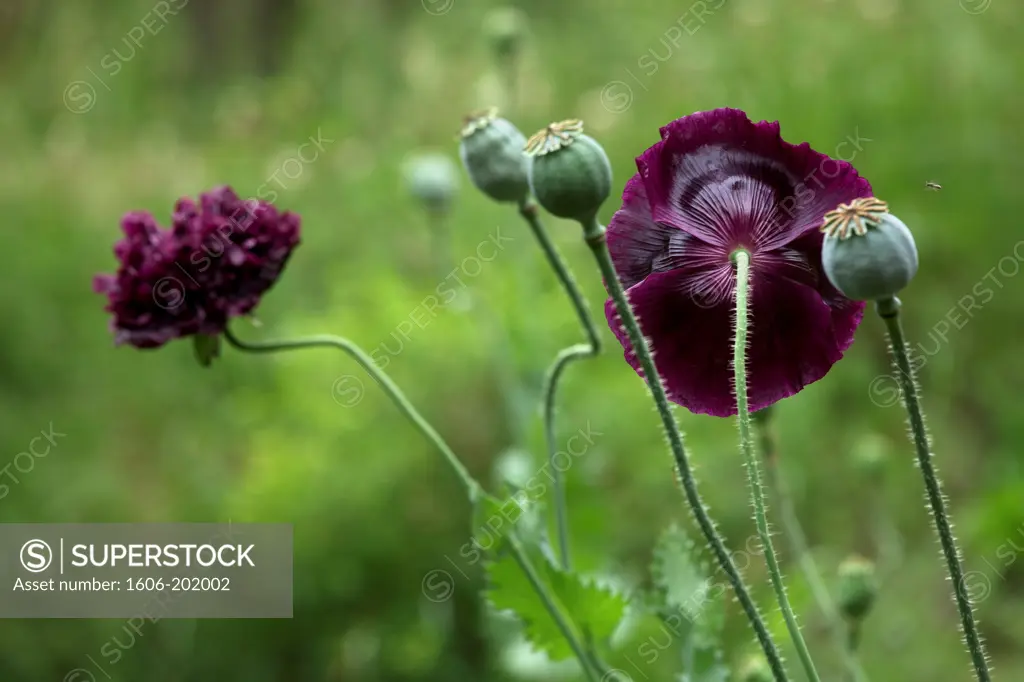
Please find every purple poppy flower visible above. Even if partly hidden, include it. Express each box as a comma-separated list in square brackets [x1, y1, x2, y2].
[604, 108, 871, 417]
[94, 186, 300, 349]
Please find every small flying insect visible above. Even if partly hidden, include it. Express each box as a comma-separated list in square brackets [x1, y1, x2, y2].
[925, 181, 942, 191]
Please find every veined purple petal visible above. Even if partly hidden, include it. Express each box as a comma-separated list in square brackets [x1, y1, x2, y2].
[604, 107, 871, 415]
[606, 175, 691, 290]
[637, 108, 872, 251]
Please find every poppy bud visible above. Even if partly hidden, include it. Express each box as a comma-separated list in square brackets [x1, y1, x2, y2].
[837, 555, 878, 622]
[525, 119, 612, 224]
[851, 432, 888, 480]
[821, 197, 919, 301]
[484, 6, 527, 60]
[458, 108, 530, 204]
[403, 152, 458, 213]
[737, 656, 773, 682]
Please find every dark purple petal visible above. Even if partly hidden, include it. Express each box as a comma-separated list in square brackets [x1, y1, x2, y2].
[199, 185, 242, 216]
[92, 275, 116, 294]
[607, 175, 683, 289]
[94, 186, 301, 350]
[605, 174, 738, 306]
[636, 108, 872, 250]
[603, 108, 872, 414]
[120, 212, 161, 241]
[605, 268, 864, 416]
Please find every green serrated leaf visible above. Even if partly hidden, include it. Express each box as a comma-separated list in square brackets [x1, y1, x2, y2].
[652, 525, 711, 617]
[484, 544, 627, 662]
[651, 524, 725, 647]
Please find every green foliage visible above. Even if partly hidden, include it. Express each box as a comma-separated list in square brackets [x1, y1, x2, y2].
[650, 524, 728, 681]
[652, 524, 724, 639]
[485, 547, 627, 661]
[2, 0, 1024, 679]
[481, 497, 628, 663]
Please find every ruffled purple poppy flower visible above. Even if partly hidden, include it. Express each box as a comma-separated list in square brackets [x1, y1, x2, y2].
[604, 108, 871, 416]
[94, 186, 300, 349]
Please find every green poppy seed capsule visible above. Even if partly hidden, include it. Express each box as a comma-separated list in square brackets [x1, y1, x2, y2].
[821, 197, 919, 301]
[737, 656, 773, 682]
[458, 108, 530, 204]
[525, 119, 612, 224]
[403, 152, 458, 213]
[837, 555, 879, 622]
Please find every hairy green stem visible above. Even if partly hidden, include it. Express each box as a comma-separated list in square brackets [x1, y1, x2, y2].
[731, 251, 820, 682]
[844, 622, 863, 682]
[499, 51, 518, 118]
[224, 326, 602, 680]
[875, 296, 991, 682]
[581, 628, 616, 679]
[847, 623, 862, 656]
[580, 220, 788, 682]
[478, 301, 533, 447]
[754, 409, 869, 682]
[872, 501, 904, 578]
[427, 208, 453, 282]
[518, 199, 602, 572]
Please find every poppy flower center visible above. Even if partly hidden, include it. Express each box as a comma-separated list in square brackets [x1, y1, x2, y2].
[686, 173, 783, 266]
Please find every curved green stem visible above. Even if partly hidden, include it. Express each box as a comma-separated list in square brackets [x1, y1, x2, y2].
[224, 326, 481, 498]
[754, 409, 869, 682]
[224, 325, 601, 680]
[542, 343, 592, 571]
[875, 296, 991, 682]
[518, 199, 602, 572]
[580, 220, 788, 682]
[732, 251, 820, 682]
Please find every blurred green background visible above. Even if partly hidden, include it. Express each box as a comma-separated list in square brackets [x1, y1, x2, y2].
[1, 0, 1022, 679]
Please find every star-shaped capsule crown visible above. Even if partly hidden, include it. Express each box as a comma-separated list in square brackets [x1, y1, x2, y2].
[459, 107, 499, 139]
[820, 197, 890, 240]
[524, 119, 584, 157]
